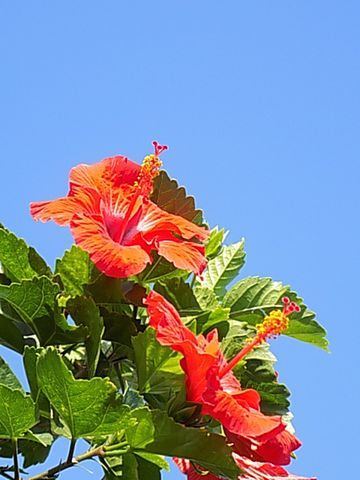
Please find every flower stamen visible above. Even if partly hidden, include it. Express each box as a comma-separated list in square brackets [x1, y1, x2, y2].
[219, 297, 300, 378]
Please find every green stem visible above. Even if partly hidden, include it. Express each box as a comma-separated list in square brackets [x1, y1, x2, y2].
[13, 440, 19, 480]
[28, 446, 105, 480]
[104, 441, 128, 452]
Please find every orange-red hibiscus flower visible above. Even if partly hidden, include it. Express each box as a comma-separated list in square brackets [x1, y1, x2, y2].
[145, 291, 302, 467]
[174, 455, 316, 480]
[30, 142, 209, 278]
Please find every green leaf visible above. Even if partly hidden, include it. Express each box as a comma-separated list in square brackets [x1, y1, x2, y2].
[138, 255, 189, 284]
[136, 454, 162, 480]
[19, 432, 53, 468]
[223, 276, 328, 350]
[0, 314, 24, 352]
[155, 278, 201, 316]
[0, 226, 51, 282]
[0, 385, 36, 439]
[67, 296, 104, 377]
[0, 276, 86, 345]
[132, 329, 183, 395]
[0, 356, 23, 390]
[201, 240, 246, 297]
[134, 452, 169, 471]
[151, 171, 203, 225]
[126, 408, 239, 480]
[23, 346, 50, 418]
[55, 246, 95, 297]
[37, 347, 131, 439]
[205, 227, 227, 259]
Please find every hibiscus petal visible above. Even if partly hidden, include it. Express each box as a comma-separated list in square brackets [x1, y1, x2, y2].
[30, 187, 101, 226]
[233, 454, 316, 480]
[146, 291, 219, 403]
[203, 371, 284, 441]
[139, 201, 208, 242]
[157, 239, 207, 276]
[30, 197, 80, 225]
[69, 155, 140, 192]
[70, 212, 151, 278]
[173, 457, 221, 480]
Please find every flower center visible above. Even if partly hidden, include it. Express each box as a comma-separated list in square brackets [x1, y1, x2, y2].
[108, 141, 168, 244]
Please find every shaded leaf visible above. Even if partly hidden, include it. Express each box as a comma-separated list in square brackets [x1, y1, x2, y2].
[138, 255, 189, 284]
[0, 314, 24, 352]
[151, 171, 203, 225]
[0, 277, 86, 346]
[23, 346, 50, 418]
[223, 277, 328, 350]
[67, 296, 104, 377]
[201, 240, 246, 297]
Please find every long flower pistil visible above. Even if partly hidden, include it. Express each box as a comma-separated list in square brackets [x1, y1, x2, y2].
[133, 140, 168, 196]
[219, 297, 300, 378]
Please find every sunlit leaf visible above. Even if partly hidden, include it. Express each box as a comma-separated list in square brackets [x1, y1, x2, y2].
[37, 347, 132, 439]
[0, 385, 36, 439]
[201, 240, 246, 297]
[0, 225, 51, 282]
[223, 276, 328, 350]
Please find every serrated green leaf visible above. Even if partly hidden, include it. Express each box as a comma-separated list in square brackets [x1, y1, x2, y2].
[55, 246, 95, 297]
[0, 385, 36, 439]
[0, 276, 86, 345]
[0, 226, 51, 282]
[201, 240, 246, 297]
[37, 347, 131, 439]
[0, 356, 23, 390]
[223, 276, 328, 350]
[126, 408, 239, 479]
[132, 329, 183, 395]
[67, 296, 104, 377]
[151, 171, 203, 225]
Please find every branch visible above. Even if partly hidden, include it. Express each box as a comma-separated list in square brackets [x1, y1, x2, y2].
[28, 446, 105, 480]
[13, 440, 19, 480]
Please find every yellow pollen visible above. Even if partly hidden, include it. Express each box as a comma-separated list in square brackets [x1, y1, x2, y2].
[133, 154, 162, 195]
[256, 309, 289, 341]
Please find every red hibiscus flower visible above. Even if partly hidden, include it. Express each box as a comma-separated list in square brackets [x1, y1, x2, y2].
[174, 455, 316, 480]
[145, 291, 302, 466]
[30, 142, 209, 278]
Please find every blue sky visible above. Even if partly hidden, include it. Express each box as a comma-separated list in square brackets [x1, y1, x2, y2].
[0, 1, 359, 479]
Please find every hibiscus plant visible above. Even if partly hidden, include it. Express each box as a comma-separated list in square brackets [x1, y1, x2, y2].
[0, 142, 327, 480]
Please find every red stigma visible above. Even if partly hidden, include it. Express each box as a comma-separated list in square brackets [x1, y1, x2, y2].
[152, 140, 168, 157]
[282, 297, 301, 316]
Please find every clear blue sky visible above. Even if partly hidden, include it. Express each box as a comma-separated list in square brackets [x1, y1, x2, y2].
[0, 1, 358, 479]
